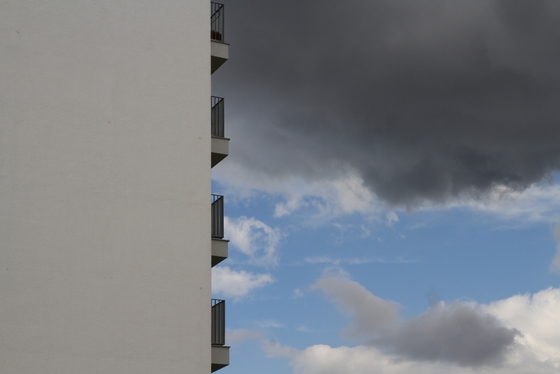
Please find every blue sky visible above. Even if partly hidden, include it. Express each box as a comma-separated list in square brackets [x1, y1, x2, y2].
[210, 174, 560, 373]
[210, 1, 560, 373]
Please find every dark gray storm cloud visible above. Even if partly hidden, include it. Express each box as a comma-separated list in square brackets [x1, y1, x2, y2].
[373, 301, 519, 367]
[214, 0, 560, 206]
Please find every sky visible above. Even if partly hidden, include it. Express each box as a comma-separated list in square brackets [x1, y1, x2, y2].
[210, 1, 560, 373]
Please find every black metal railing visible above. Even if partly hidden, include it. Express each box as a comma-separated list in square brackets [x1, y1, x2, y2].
[211, 96, 225, 138]
[211, 2, 224, 42]
[212, 299, 226, 345]
[211, 194, 224, 239]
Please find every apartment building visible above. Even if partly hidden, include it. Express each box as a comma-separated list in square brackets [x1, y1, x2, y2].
[1, 1, 229, 373]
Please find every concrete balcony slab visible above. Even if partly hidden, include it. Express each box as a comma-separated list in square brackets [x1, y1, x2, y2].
[211, 136, 229, 167]
[211, 41, 229, 74]
[212, 238, 228, 267]
[211, 345, 230, 372]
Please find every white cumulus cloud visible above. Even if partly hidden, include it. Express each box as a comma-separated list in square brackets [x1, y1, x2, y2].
[212, 266, 274, 301]
[225, 216, 282, 266]
[485, 287, 560, 365]
[265, 341, 559, 374]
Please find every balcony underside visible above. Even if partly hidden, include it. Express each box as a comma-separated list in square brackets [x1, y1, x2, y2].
[212, 238, 229, 267]
[211, 136, 229, 167]
[211, 345, 230, 372]
[211, 40, 229, 74]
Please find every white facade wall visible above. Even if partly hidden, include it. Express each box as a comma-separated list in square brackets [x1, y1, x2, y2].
[0, 1, 211, 373]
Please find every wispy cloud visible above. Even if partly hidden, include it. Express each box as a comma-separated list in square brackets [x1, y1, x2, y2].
[254, 319, 284, 329]
[227, 328, 265, 345]
[302, 256, 415, 266]
[219, 172, 560, 231]
[293, 288, 304, 299]
[296, 325, 320, 333]
[212, 266, 274, 301]
[217, 170, 381, 222]
[304, 256, 375, 266]
[386, 211, 400, 226]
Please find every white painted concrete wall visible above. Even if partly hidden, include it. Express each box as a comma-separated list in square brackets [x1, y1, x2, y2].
[0, 1, 211, 372]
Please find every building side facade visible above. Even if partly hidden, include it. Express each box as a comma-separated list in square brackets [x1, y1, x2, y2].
[0, 1, 214, 372]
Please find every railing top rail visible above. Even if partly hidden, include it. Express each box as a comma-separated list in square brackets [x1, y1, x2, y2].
[211, 2, 224, 15]
[211, 96, 224, 106]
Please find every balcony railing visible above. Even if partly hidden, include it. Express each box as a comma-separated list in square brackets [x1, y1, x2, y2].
[211, 2, 225, 42]
[212, 299, 226, 346]
[211, 96, 225, 138]
[211, 194, 224, 239]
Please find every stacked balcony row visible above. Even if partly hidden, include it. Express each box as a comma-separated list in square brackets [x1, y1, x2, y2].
[210, 3, 229, 372]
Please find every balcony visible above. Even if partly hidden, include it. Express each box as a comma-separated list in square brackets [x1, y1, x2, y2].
[211, 2, 229, 74]
[211, 96, 229, 167]
[211, 299, 229, 372]
[211, 194, 228, 266]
